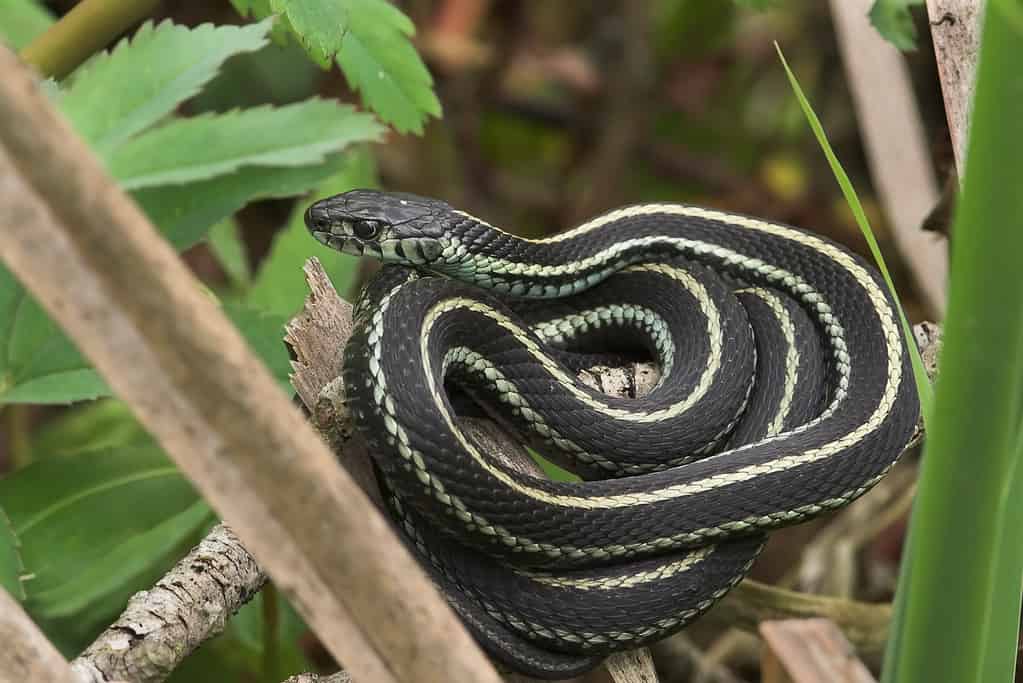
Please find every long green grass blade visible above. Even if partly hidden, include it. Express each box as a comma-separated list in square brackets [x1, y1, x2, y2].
[774, 44, 933, 426]
[773, 42, 940, 683]
[885, 2, 1023, 680]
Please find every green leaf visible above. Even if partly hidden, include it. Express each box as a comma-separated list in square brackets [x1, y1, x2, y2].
[189, 42, 322, 113]
[108, 100, 382, 190]
[30, 400, 146, 459]
[269, 0, 441, 133]
[208, 219, 253, 290]
[59, 19, 271, 155]
[32, 500, 211, 619]
[0, 0, 54, 50]
[868, 0, 923, 51]
[225, 305, 292, 387]
[775, 44, 933, 424]
[0, 445, 201, 612]
[0, 505, 26, 600]
[0, 267, 108, 405]
[136, 152, 352, 250]
[248, 149, 377, 313]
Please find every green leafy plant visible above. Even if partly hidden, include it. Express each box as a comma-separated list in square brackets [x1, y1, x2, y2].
[231, 0, 442, 133]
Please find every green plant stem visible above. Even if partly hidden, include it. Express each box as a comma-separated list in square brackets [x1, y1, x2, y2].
[886, 2, 1023, 681]
[2, 405, 32, 471]
[19, 0, 159, 79]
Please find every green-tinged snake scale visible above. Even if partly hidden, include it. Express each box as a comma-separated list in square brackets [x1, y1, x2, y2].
[304, 190, 919, 678]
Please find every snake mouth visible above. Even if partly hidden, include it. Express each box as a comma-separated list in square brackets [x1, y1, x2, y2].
[312, 227, 446, 265]
[310, 220, 386, 258]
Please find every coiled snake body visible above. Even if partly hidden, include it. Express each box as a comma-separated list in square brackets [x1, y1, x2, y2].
[305, 190, 919, 678]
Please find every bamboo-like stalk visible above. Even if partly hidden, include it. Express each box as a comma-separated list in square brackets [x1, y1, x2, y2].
[885, 2, 1023, 680]
[20, 0, 159, 78]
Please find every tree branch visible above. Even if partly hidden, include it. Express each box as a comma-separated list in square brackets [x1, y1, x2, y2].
[71, 524, 265, 683]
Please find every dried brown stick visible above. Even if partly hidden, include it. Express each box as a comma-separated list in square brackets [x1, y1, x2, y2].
[0, 45, 500, 683]
[925, 0, 983, 174]
[709, 582, 890, 665]
[759, 618, 876, 683]
[0, 587, 79, 683]
[71, 524, 265, 683]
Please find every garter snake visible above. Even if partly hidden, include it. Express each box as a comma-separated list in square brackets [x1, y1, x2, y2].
[305, 190, 920, 678]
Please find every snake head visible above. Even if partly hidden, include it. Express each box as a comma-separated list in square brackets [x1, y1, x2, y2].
[304, 189, 451, 265]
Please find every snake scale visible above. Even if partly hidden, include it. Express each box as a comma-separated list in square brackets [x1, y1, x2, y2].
[304, 189, 919, 678]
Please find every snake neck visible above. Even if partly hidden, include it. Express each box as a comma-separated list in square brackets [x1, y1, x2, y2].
[433, 213, 679, 299]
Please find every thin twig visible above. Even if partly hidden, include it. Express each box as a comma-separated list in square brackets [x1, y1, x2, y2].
[72, 524, 265, 683]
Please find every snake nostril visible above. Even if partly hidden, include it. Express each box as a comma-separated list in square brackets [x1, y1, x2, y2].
[305, 205, 330, 231]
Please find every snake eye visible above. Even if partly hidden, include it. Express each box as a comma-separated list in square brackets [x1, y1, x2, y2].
[353, 220, 380, 240]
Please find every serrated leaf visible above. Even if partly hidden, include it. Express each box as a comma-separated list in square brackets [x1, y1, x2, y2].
[869, 0, 923, 50]
[229, 0, 295, 45]
[189, 41, 322, 113]
[247, 148, 376, 313]
[136, 153, 351, 250]
[0, 0, 54, 50]
[0, 505, 26, 600]
[0, 266, 108, 405]
[270, 0, 440, 133]
[0, 445, 200, 610]
[59, 19, 272, 155]
[109, 100, 382, 190]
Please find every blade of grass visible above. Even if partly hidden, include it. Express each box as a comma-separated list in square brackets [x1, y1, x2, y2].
[882, 1, 1023, 679]
[774, 43, 933, 427]
[773, 42, 939, 683]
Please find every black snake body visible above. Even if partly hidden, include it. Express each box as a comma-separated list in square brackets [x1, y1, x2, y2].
[304, 190, 919, 677]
